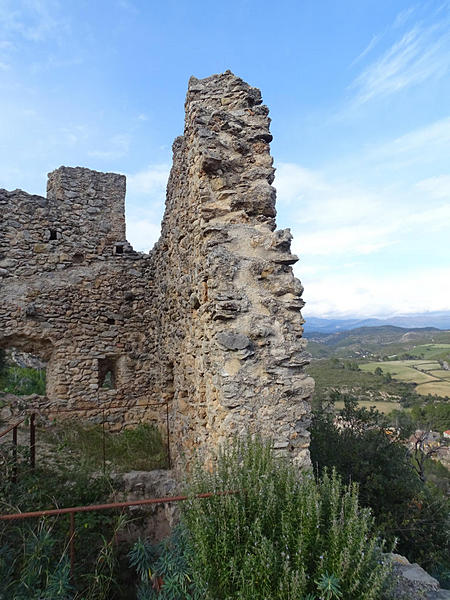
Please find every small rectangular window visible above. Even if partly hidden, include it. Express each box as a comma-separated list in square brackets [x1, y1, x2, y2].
[98, 357, 117, 389]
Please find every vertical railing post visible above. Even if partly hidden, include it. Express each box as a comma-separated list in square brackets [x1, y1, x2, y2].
[166, 401, 171, 469]
[102, 408, 106, 474]
[12, 425, 18, 484]
[30, 413, 36, 470]
[69, 512, 75, 582]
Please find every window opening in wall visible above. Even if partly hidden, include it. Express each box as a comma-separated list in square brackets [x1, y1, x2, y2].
[106, 318, 115, 325]
[49, 229, 57, 241]
[0, 347, 47, 396]
[98, 357, 117, 389]
[115, 245, 124, 255]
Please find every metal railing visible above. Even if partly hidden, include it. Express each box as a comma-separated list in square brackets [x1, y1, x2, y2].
[0, 490, 238, 581]
[0, 413, 35, 482]
[43, 400, 171, 471]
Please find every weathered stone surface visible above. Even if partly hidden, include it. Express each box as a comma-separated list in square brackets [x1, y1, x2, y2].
[0, 71, 314, 470]
[388, 554, 450, 599]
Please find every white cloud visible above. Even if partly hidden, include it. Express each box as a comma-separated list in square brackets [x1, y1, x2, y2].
[126, 163, 170, 196]
[126, 216, 160, 253]
[277, 158, 450, 259]
[275, 162, 401, 257]
[369, 116, 450, 167]
[415, 174, 450, 199]
[350, 15, 450, 105]
[124, 164, 170, 252]
[0, 0, 66, 43]
[88, 134, 131, 160]
[350, 33, 383, 68]
[302, 267, 450, 317]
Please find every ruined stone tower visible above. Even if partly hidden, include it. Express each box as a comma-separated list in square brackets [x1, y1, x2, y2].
[0, 71, 314, 469]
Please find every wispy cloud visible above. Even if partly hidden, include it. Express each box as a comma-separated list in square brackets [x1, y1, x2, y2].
[350, 33, 383, 68]
[415, 174, 450, 198]
[0, 0, 67, 43]
[350, 9, 450, 105]
[88, 134, 131, 160]
[366, 116, 450, 168]
[275, 153, 450, 261]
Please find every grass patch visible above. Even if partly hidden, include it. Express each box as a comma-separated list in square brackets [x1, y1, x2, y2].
[43, 421, 169, 472]
[429, 370, 450, 380]
[0, 366, 46, 396]
[360, 362, 437, 383]
[415, 381, 450, 398]
[417, 362, 442, 371]
[406, 344, 450, 360]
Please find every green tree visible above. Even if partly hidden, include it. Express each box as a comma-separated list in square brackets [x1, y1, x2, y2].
[310, 393, 450, 586]
[310, 393, 421, 528]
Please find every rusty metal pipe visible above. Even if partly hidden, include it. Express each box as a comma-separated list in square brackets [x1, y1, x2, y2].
[0, 419, 25, 438]
[0, 490, 239, 521]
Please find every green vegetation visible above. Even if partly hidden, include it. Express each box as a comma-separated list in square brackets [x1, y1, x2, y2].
[0, 440, 126, 599]
[176, 436, 391, 600]
[0, 365, 46, 396]
[360, 360, 435, 381]
[360, 360, 450, 395]
[42, 421, 169, 472]
[306, 326, 450, 361]
[409, 402, 450, 433]
[335, 399, 401, 414]
[310, 394, 450, 585]
[307, 357, 413, 407]
[128, 526, 200, 600]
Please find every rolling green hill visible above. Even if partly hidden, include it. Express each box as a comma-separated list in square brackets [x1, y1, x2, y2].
[305, 325, 450, 360]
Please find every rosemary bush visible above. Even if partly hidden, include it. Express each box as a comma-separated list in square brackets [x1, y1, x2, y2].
[181, 436, 392, 600]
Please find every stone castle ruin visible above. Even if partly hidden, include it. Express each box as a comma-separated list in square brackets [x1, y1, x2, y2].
[0, 71, 314, 469]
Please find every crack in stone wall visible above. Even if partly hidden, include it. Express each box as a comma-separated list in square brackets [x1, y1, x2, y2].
[0, 71, 314, 469]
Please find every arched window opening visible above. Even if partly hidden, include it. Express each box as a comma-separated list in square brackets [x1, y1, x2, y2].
[0, 346, 47, 396]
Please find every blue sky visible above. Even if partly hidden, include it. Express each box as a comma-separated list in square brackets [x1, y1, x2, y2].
[1, 0, 449, 318]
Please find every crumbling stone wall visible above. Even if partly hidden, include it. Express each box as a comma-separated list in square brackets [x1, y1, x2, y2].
[0, 71, 314, 469]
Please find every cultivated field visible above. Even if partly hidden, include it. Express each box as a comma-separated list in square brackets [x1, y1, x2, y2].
[405, 343, 450, 360]
[360, 359, 450, 397]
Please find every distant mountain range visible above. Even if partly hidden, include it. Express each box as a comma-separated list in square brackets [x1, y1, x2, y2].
[303, 311, 450, 334]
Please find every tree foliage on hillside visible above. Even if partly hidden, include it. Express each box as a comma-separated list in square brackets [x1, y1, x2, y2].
[310, 391, 450, 583]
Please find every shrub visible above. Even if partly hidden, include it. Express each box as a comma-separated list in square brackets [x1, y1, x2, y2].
[310, 394, 450, 588]
[0, 443, 124, 599]
[128, 526, 202, 600]
[179, 436, 391, 600]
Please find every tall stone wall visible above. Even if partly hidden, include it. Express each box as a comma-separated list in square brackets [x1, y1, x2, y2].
[0, 71, 314, 469]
